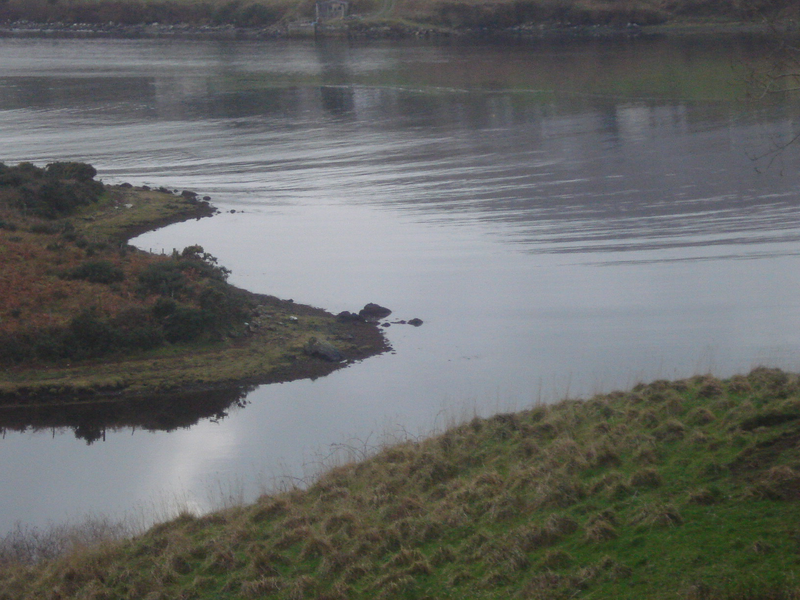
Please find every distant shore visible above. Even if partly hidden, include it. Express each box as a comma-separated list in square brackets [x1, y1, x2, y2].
[0, 16, 784, 43]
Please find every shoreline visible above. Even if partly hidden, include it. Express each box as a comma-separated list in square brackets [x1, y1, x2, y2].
[0, 17, 782, 43]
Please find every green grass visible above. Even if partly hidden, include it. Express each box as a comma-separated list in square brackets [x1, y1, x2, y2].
[2, 368, 799, 599]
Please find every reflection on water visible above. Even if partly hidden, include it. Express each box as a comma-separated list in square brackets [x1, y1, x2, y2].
[0, 35, 799, 531]
[0, 387, 253, 445]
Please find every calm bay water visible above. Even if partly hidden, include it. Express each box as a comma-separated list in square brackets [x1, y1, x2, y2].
[1, 35, 800, 531]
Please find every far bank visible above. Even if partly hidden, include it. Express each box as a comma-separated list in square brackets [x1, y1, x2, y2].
[0, 0, 795, 41]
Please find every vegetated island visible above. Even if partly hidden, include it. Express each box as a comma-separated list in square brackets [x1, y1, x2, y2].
[0, 161, 389, 406]
[0, 0, 796, 40]
[1, 368, 798, 598]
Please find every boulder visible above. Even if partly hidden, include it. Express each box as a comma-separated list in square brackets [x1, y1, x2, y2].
[336, 311, 361, 323]
[408, 318, 423, 327]
[359, 303, 392, 321]
[304, 337, 344, 362]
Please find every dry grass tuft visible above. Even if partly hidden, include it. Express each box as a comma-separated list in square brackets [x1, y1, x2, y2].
[241, 575, 284, 597]
[380, 496, 425, 521]
[727, 375, 753, 395]
[544, 437, 588, 472]
[299, 534, 333, 560]
[430, 544, 457, 567]
[513, 524, 560, 552]
[653, 419, 687, 442]
[633, 502, 683, 528]
[532, 473, 586, 509]
[748, 466, 800, 501]
[637, 408, 660, 428]
[585, 442, 621, 468]
[629, 467, 662, 489]
[544, 513, 579, 538]
[687, 407, 716, 425]
[323, 510, 362, 536]
[697, 376, 725, 399]
[540, 549, 573, 569]
[724, 401, 756, 426]
[688, 487, 724, 505]
[286, 574, 316, 600]
[584, 519, 617, 543]
[633, 442, 661, 465]
[520, 571, 567, 599]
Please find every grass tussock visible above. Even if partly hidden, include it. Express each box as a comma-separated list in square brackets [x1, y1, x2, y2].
[2, 367, 800, 598]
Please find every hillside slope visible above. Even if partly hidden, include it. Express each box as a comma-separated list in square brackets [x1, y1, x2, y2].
[1, 368, 798, 599]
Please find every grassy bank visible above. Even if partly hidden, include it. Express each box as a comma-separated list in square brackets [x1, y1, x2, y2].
[0, 162, 388, 404]
[0, 0, 796, 37]
[1, 368, 798, 598]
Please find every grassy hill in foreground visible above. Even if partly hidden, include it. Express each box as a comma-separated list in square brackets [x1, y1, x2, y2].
[1, 367, 798, 599]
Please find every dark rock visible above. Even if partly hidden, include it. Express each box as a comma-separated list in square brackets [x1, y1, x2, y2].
[140, 185, 150, 191]
[119, 182, 132, 188]
[203, 196, 211, 201]
[359, 303, 392, 321]
[181, 190, 198, 199]
[304, 337, 343, 362]
[381, 322, 390, 327]
[157, 186, 170, 193]
[336, 311, 361, 323]
[408, 318, 423, 327]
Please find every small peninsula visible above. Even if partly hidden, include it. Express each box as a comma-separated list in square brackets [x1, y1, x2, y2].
[0, 161, 389, 405]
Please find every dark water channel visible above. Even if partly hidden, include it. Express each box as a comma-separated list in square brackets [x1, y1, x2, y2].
[1, 34, 800, 531]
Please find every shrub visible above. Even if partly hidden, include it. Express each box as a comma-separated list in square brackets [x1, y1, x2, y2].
[67, 260, 125, 285]
[65, 308, 124, 359]
[176, 245, 230, 282]
[138, 261, 188, 297]
[138, 247, 230, 298]
[110, 308, 165, 351]
[0, 161, 103, 218]
[44, 161, 97, 182]
[161, 305, 209, 343]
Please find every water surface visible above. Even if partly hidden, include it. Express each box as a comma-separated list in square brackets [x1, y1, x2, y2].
[1, 35, 799, 531]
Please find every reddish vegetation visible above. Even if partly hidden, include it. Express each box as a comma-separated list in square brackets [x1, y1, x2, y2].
[0, 227, 152, 334]
[0, 162, 252, 366]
